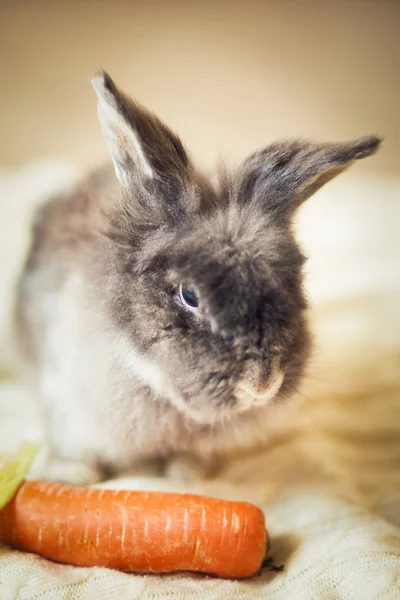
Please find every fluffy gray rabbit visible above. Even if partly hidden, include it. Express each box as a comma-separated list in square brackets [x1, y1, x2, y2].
[15, 72, 381, 484]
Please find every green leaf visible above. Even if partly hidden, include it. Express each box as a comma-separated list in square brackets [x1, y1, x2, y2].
[0, 442, 39, 509]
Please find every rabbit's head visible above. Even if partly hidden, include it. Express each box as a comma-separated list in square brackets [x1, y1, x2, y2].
[92, 72, 380, 425]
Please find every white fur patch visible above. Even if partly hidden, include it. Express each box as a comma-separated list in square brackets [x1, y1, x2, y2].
[115, 336, 195, 416]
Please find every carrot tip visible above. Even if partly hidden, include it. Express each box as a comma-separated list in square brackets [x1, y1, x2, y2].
[261, 556, 284, 573]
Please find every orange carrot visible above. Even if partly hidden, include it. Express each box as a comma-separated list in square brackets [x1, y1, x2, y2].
[0, 480, 267, 578]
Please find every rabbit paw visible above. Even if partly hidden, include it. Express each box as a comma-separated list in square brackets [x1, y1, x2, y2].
[37, 457, 103, 486]
[164, 455, 210, 483]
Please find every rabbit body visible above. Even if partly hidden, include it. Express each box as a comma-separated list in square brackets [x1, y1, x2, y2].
[15, 73, 380, 482]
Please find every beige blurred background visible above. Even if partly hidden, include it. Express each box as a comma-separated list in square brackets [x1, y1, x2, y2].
[0, 0, 399, 175]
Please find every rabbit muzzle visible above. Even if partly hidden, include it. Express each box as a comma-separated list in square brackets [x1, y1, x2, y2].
[234, 360, 284, 409]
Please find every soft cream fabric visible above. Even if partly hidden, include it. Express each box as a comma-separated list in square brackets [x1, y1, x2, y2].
[1, 482, 400, 600]
[1, 163, 400, 599]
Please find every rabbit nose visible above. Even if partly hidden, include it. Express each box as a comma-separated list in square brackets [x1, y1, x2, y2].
[244, 360, 273, 392]
[234, 361, 284, 407]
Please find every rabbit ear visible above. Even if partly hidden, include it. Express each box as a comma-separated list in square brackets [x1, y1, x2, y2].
[91, 71, 189, 189]
[237, 136, 381, 220]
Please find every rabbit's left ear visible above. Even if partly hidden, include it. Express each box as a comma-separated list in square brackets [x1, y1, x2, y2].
[91, 71, 190, 190]
[236, 136, 382, 220]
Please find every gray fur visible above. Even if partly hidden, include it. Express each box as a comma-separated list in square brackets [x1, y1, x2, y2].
[14, 72, 381, 482]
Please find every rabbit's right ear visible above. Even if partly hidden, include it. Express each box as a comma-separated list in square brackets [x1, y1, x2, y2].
[236, 136, 381, 222]
[91, 72, 190, 191]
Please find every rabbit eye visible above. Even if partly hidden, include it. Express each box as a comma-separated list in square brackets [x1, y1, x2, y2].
[179, 284, 199, 310]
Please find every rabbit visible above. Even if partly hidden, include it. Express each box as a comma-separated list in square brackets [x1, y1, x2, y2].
[14, 72, 381, 485]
